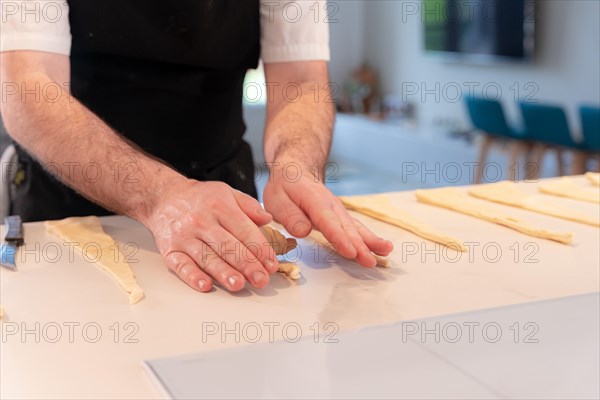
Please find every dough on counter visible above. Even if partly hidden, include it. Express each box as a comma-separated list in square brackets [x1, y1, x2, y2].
[416, 187, 573, 244]
[260, 225, 301, 280]
[340, 195, 467, 252]
[277, 262, 301, 280]
[260, 225, 297, 255]
[538, 178, 600, 204]
[586, 172, 600, 186]
[469, 181, 600, 227]
[45, 216, 144, 304]
[309, 230, 391, 268]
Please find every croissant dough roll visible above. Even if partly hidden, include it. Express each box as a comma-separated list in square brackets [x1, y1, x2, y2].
[260, 225, 301, 280]
[259, 225, 297, 255]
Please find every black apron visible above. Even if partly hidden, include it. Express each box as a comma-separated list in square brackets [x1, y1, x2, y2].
[13, 0, 260, 222]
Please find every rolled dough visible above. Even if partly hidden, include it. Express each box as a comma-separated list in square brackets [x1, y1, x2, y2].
[277, 262, 301, 280]
[260, 225, 301, 280]
[538, 178, 600, 204]
[416, 188, 573, 244]
[340, 195, 467, 252]
[45, 216, 144, 304]
[469, 181, 600, 227]
[586, 172, 600, 186]
[260, 226, 297, 255]
[308, 230, 391, 268]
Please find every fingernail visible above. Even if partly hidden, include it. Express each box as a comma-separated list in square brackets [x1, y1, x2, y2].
[180, 265, 191, 278]
[198, 279, 209, 291]
[228, 275, 242, 289]
[257, 207, 267, 214]
[252, 270, 267, 285]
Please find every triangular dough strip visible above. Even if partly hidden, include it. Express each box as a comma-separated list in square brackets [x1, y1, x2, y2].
[308, 230, 391, 268]
[469, 181, 599, 227]
[45, 216, 144, 304]
[585, 172, 600, 186]
[416, 188, 572, 244]
[538, 178, 600, 203]
[340, 195, 467, 252]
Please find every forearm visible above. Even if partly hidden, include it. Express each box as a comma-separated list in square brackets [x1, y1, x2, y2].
[1, 70, 185, 223]
[263, 62, 335, 180]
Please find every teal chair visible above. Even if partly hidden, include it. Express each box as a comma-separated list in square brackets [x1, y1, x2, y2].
[580, 106, 600, 152]
[573, 105, 600, 173]
[465, 97, 531, 183]
[519, 102, 580, 177]
[519, 103, 579, 148]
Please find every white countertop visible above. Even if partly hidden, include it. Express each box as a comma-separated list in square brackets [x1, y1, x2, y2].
[1, 177, 599, 399]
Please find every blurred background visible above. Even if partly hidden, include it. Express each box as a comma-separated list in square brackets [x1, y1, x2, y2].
[2, 0, 598, 199]
[243, 0, 600, 199]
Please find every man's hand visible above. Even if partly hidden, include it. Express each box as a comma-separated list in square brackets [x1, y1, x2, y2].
[1, 51, 281, 293]
[263, 161, 393, 268]
[144, 179, 279, 292]
[263, 61, 393, 267]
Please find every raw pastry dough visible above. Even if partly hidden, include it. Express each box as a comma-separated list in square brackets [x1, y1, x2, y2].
[340, 195, 467, 252]
[45, 216, 144, 304]
[309, 230, 391, 268]
[260, 225, 301, 280]
[277, 262, 301, 280]
[469, 181, 600, 227]
[538, 178, 600, 204]
[416, 188, 573, 244]
[260, 226, 297, 255]
[586, 172, 600, 186]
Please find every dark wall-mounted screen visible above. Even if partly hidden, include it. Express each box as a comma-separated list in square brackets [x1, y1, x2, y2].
[424, 0, 535, 62]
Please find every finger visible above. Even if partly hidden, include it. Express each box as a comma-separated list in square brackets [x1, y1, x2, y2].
[283, 184, 358, 258]
[354, 218, 394, 256]
[219, 212, 280, 275]
[301, 201, 358, 259]
[332, 206, 377, 267]
[182, 240, 247, 292]
[234, 190, 272, 226]
[163, 251, 213, 292]
[265, 190, 312, 238]
[199, 227, 272, 289]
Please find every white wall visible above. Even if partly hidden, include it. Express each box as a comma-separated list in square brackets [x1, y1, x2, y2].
[363, 0, 600, 134]
[328, 0, 366, 87]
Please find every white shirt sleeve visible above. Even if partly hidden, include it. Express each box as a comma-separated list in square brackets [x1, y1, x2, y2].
[0, 0, 330, 62]
[0, 0, 72, 54]
[260, 0, 330, 63]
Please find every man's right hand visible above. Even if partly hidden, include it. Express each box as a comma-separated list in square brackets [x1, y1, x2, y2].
[144, 179, 279, 292]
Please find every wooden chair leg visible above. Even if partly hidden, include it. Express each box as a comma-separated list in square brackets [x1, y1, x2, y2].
[571, 151, 588, 175]
[475, 135, 494, 184]
[523, 141, 536, 181]
[556, 148, 565, 176]
[530, 143, 545, 180]
[508, 141, 524, 182]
